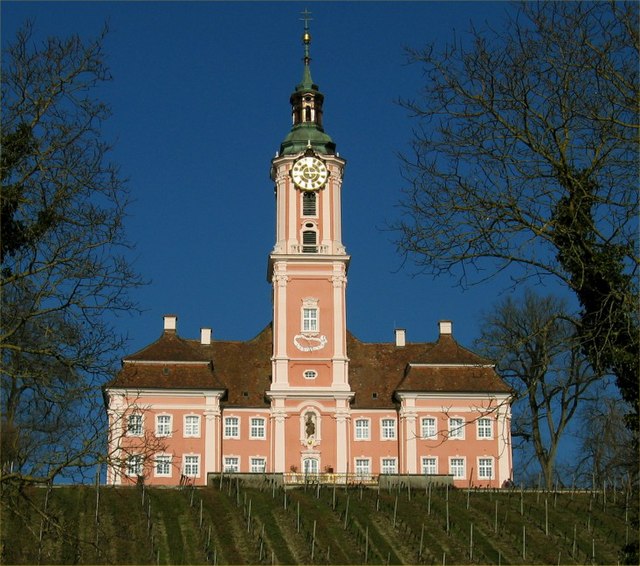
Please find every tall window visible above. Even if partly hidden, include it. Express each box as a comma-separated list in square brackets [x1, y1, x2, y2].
[381, 418, 396, 439]
[477, 417, 493, 439]
[478, 457, 494, 480]
[303, 458, 318, 475]
[250, 457, 266, 473]
[156, 414, 172, 437]
[422, 457, 438, 475]
[224, 457, 239, 473]
[302, 191, 317, 216]
[127, 454, 143, 476]
[355, 458, 371, 479]
[303, 308, 318, 332]
[250, 417, 266, 439]
[155, 454, 171, 477]
[224, 416, 239, 438]
[302, 230, 317, 253]
[450, 457, 465, 479]
[184, 415, 200, 437]
[184, 455, 200, 477]
[355, 418, 370, 440]
[448, 417, 465, 439]
[127, 414, 143, 436]
[381, 458, 397, 474]
[421, 417, 437, 439]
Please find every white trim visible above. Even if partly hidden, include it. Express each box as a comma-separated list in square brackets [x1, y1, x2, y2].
[183, 453, 201, 478]
[155, 413, 172, 437]
[380, 417, 396, 440]
[353, 417, 370, 441]
[449, 456, 466, 479]
[421, 456, 438, 475]
[223, 415, 240, 439]
[477, 456, 495, 481]
[154, 453, 173, 478]
[183, 414, 201, 438]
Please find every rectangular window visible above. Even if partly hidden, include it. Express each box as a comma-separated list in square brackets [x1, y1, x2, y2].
[127, 414, 143, 436]
[184, 455, 200, 477]
[422, 457, 438, 475]
[355, 458, 371, 479]
[184, 415, 200, 437]
[478, 457, 494, 480]
[449, 417, 465, 439]
[250, 457, 266, 473]
[303, 308, 318, 332]
[421, 417, 437, 439]
[477, 417, 493, 439]
[127, 454, 143, 476]
[450, 457, 465, 479]
[224, 457, 239, 473]
[381, 418, 396, 439]
[224, 416, 239, 438]
[302, 191, 317, 216]
[250, 417, 266, 439]
[381, 458, 397, 474]
[155, 455, 171, 477]
[156, 414, 172, 437]
[355, 418, 370, 440]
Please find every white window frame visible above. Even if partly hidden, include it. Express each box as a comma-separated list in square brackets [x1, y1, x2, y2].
[355, 458, 371, 479]
[155, 414, 172, 437]
[250, 417, 266, 440]
[224, 456, 239, 473]
[250, 457, 266, 473]
[450, 457, 466, 479]
[422, 456, 438, 475]
[183, 454, 200, 478]
[478, 457, 494, 480]
[380, 418, 396, 440]
[184, 414, 201, 438]
[302, 307, 319, 333]
[127, 414, 143, 437]
[126, 454, 143, 476]
[354, 418, 370, 441]
[303, 369, 317, 380]
[154, 454, 172, 477]
[224, 416, 240, 438]
[448, 417, 465, 440]
[477, 417, 493, 439]
[303, 457, 319, 476]
[421, 416, 437, 439]
[381, 458, 397, 474]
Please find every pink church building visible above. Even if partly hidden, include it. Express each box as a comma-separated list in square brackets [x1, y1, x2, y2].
[105, 23, 512, 489]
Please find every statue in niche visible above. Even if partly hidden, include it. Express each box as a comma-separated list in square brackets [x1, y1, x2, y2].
[305, 412, 316, 438]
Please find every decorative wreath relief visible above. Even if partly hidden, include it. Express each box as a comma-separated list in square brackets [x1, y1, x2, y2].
[293, 334, 327, 352]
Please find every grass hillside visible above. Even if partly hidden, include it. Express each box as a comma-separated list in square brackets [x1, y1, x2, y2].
[2, 478, 636, 564]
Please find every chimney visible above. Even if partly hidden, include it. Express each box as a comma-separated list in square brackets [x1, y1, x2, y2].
[395, 328, 406, 347]
[438, 320, 452, 336]
[200, 327, 212, 345]
[163, 314, 177, 333]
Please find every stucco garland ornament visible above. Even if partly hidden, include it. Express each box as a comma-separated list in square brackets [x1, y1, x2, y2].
[293, 334, 327, 352]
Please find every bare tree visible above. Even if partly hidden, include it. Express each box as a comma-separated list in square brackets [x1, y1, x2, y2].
[476, 290, 602, 489]
[394, 1, 639, 428]
[0, 21, 144, 490]
[575, 393, 636, 487]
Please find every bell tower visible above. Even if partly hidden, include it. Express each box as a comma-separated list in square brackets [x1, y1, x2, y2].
[267, 12, 353, 475]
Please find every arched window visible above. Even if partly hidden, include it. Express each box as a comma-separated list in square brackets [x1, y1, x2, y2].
[303, 458, 319, 476]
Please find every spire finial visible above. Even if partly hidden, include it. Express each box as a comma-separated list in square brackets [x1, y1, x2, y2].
[300, 8, 313, 66]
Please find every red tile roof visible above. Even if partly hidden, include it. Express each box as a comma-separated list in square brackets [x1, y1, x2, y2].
[107, 324, 511, 407]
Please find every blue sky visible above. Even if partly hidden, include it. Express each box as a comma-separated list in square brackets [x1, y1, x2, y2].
[2, 1, 526, 353]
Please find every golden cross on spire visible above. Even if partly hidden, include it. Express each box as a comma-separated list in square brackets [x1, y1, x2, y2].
[300, 8, 313, 65]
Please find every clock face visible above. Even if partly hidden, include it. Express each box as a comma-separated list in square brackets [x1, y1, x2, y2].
[291, 156, 328, 191]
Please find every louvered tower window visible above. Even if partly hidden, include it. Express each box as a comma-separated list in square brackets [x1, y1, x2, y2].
[302, 191, 317, 216]
[302, 230, 317, 253]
